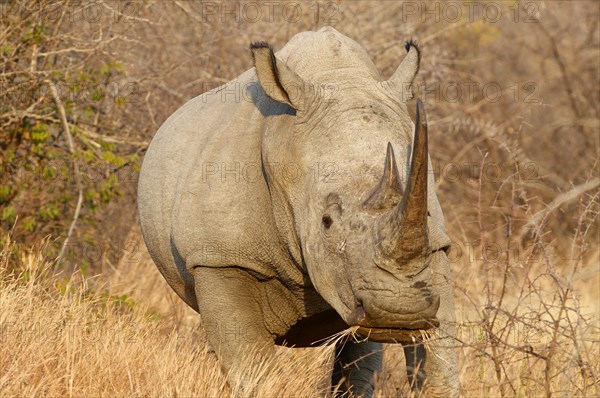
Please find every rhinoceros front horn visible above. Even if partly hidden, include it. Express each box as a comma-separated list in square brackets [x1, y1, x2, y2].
[377, 99, 430, 262]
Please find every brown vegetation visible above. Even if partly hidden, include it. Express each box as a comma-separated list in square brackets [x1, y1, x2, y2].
[1, 1, 598, 397]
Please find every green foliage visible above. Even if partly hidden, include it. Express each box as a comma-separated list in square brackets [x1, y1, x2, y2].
[2, 206, 17, 224]
[1, 0, 143, 260]
[100, 61, 124, 77]
[22, 216, 37, 232]
[21, 23, 47, 45]
[0, 43, 12, 56]
[29, 122, 50, 145]
[110, 293, 137, 309]
[39, 202, 60, 221]
[0, 186, 13, 204]
[100, 173, 119, 202]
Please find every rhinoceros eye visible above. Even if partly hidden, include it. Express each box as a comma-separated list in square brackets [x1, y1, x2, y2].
[322, 215, 333, 229]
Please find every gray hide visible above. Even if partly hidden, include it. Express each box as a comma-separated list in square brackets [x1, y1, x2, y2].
[138, 26, 460, 397]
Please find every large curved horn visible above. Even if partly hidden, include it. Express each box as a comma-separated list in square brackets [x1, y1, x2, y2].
[363, 143, 403, 210]
[377, 99, 430, 262]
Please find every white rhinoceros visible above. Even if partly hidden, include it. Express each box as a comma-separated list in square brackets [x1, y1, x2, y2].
[138, 26, 459, 397]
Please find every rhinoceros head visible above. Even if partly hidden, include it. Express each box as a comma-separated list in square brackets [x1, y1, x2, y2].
[251, 38, 451, 340]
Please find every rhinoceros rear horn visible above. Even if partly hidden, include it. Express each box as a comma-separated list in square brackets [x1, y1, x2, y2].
[250, 42, 311, 110]
[363, 142, 403, 210]
[377, 99, 430, 262]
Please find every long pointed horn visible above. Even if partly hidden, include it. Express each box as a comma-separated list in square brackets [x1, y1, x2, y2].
[377, 99, 430, 262]
[363, 143, 403, 210]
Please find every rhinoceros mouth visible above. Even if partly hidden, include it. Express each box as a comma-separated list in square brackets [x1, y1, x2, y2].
[355, 319, 439, 343]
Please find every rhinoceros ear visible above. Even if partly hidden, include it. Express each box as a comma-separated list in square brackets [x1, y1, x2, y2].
[250, 41, 310, 110]
[384, 39, 420, 101]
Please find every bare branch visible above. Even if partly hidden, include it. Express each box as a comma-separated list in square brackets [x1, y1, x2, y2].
[46, 80, 84, 269]
[521, 178, 600, 240]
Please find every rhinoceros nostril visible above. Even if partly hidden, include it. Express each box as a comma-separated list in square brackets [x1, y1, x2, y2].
[425, 294, 434, 305]
[349, 305, 366, 325]
[356, 305, 365, 319]
[411, 281, 428, 289]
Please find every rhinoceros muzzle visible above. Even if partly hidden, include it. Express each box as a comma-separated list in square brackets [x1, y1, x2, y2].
[351, 304, 441, 342]
[350, 286, 441, 342]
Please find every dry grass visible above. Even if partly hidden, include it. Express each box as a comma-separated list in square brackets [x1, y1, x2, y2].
[0, 231, 341, 397]
[1, 215, 597, 397]
[0, 237, 223, 397]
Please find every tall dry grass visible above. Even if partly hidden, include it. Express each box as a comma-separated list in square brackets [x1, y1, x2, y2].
[0, 233, 336, 397]
[0, 236, 222, 397]
[2, 206, 598, 397]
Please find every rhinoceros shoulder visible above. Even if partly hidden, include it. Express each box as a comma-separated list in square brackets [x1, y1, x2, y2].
[152, 70, 300, 282]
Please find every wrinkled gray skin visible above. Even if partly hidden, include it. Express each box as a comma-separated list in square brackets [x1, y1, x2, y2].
[138, 27, 459, 397]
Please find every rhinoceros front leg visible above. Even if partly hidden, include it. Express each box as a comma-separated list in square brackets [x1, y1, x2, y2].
[192, 266, 275, 388]
[402, 335, 459, 397]
[332, 339, 382, 397]
[402, 271, 460, 397]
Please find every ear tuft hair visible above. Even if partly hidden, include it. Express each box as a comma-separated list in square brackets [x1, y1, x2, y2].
[404, 38, 420, 52]
[404, 38, 421, 75]
[250, 41, 271, 51]
[250, 41, 272, 62]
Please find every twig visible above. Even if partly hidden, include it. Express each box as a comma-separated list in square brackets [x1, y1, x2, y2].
[46, 80, 84, 268]
[520, 178, 600, 241]
[75, 124, 149, 148]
